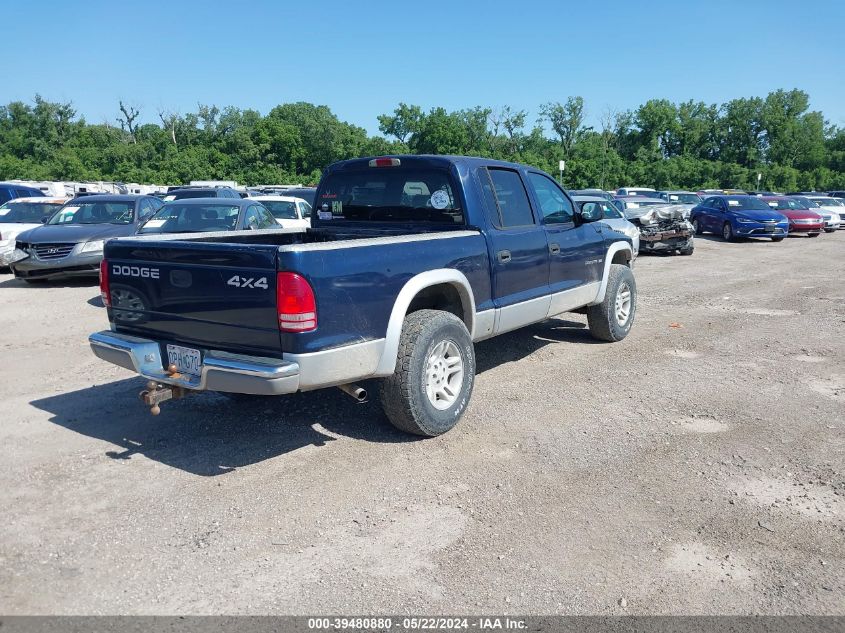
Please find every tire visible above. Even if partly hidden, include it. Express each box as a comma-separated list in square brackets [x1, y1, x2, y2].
[772, 236, 784, 242]
[808, 232, 820, 238]
[824, 228, 835, 233]
[587, 264, 636, 342]
[691, 218, 703, 235]
[679, 238, 694, 256]
[379, 309, 475, 437]
[722, 222, 734, 241]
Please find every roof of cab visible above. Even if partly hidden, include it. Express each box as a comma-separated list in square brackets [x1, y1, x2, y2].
[326, 154, 533, 172]
[161, 197, 254, 207]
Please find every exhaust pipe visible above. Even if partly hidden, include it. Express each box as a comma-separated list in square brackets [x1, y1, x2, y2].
[338, 383, 368, 403]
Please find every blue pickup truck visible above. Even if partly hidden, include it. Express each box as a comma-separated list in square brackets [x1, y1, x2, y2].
[89, 156, 636, 436]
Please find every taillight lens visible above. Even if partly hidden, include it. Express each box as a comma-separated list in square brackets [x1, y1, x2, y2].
[276, 272, 316, 332]
[99, 259, 111, 307]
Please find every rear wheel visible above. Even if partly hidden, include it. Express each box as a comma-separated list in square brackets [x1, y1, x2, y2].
[824, 228, 836, 233]
[587, 264, 636, 342]
[722, 222, 734, 241]
[772, 236, 784, 242]
[380, 309, 475, 437]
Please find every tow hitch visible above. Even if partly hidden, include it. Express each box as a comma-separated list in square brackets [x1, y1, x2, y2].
[139, 365, 190, 415]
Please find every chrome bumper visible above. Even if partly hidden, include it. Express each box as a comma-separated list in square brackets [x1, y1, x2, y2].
[88, 331, 300, 395]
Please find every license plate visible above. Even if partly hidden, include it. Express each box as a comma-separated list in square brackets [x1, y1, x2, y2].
[764, 227, 776, 233]
[166, 344, 202, 376]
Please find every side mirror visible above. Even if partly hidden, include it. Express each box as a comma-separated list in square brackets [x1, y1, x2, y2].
[41, 217, 48, 224]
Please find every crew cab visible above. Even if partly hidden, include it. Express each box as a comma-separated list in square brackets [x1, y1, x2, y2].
[89, 156, 636, 437]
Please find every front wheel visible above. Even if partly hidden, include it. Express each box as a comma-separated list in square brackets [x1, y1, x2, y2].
[691, 219, 703, 235]
[824, 228, 836, 233]
[808, 232, 820, 238]
[587, 264, 637, 342]
[379, 309, 475, 437]
[722, 222, 734, 241]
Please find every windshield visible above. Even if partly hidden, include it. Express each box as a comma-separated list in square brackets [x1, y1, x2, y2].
[139, 203, 240, 233]
[0, 201, 64, 223]
[666, 193, 701, 204]
[260, 201, 298, 220]
[626, 190, 656, 196]
[765, 198, 809, 211]
[623, 200, 662, 209]
[600, 202, 623, 219]
[316, 168, 462, 223]
[723, 196, 772, 211]
[814, 197, 844, 207]
[48, 201, 134, 225]
[790, 196, 817, 208]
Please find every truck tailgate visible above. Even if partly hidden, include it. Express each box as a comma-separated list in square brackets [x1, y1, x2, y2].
[104, 239, 282, 356]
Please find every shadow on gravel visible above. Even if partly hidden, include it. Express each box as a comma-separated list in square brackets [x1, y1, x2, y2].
[694, 235, 781, 244]
[31, 378, 412, 477]
[0, 277, 98, 288]
[31, 317, 598, 476]
[475, 317, 596, 374]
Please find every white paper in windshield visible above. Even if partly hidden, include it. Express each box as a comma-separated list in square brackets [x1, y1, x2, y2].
[163, 195, 176, 201]
[0, 208, 10, 216]
[669, 195, 679, 201]
[768, 202, 777, 207]
[728, 200, 740, 206]
[62, 206, 81, 213]
[143, 219, 166, 228]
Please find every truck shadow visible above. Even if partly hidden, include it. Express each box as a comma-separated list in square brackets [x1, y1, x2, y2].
[30, 317, 594, 477]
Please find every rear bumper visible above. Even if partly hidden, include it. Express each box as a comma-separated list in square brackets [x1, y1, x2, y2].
[89, 331, 300, 395]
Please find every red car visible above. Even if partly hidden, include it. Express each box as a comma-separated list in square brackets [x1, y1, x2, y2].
[761, 196, 824, 237]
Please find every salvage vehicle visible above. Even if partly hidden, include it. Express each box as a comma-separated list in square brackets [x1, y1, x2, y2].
[615, 197, 694, 255]
[0, 197, 67, 267]
[250, 195, 312, 229]
[761, 196, 824, 237]
[653, 191, 702, 216]
[573, 196, 639, 257]
[805, 195, 845, 228]
[89, 155, 636, 437]
[10, 195, 163, 282]
[793, 195, 840, 232]
[569, 189, 615, 203]
[138, 198, 279, 234]
[690, 195, 789, 241]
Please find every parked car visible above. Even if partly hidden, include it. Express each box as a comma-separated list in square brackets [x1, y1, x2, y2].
[276, 187, 317, 207]
[10, 195, 164, 282]
[616, 187, 656, 197]
[0, 182, 45, 204]
[806, 195, 845, 228]
[251, 196, 312, 229]
[573, 196, 639, 257]
[138, 198, 279, 235]
[0, 197, 68, 267]
[690, 195, 789, 241]
[792, 195, 840, 232]
[654, 191, 702, 205]
[163, 187, 242, 201]
[570, 189, 615, 202]
[760, 196, 824, 237]
[89, 155, 636, 437]
[612, 196, 667, 217]
[826, 191, 845, 199]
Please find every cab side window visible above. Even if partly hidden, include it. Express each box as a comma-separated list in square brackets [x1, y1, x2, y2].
[527, 172, 574, 224]
[481, 168, 536, 228]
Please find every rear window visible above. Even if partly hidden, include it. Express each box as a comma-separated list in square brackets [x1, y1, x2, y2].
[261, 200, 298, 220]
[165, 190, 217, 201]
[316, 169, 462, 224]
[139, 203, 240, 234]
[0, 201, 63, 223]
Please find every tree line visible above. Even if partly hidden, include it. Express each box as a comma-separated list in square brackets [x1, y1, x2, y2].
[1, 89, 843, 192]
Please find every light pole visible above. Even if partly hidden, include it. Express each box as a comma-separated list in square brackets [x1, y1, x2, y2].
[757, 172, 762, 192]
[559, 160, 566, 187]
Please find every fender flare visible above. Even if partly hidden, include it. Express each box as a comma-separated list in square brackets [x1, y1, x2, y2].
[589, 241, 633, 306]
[373, 269, 476, 376]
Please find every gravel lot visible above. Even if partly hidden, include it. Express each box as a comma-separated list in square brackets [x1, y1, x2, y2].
[0, 233, 843, 615]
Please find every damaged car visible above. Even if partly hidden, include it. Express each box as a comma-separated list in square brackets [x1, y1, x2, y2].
[618, 198, 695, 256]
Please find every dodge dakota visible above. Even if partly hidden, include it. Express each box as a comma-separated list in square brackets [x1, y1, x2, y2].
[89, 156, 637, 436]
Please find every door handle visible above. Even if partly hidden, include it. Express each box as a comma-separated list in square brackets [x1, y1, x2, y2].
[497, 249, 512, 263]
[549, 243, 560, 255]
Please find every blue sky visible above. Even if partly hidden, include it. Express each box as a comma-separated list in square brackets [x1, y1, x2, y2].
[4, 0, 844, 135]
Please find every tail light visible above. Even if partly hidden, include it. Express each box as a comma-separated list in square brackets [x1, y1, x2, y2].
[99, 259, 111, 307]
[276, 272, 316, 332]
